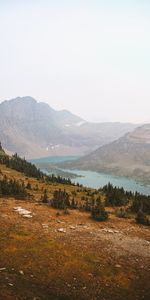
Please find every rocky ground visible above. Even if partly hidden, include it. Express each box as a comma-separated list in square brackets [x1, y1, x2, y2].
[0, 199, 150, 300]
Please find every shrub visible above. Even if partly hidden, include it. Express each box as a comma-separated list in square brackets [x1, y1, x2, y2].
[41, 189, 49, 203]
[91, 197, 108, 222]
[116, 208, 129, 219]
[136, 210, 150, 226]
[51, 189, 70, 209]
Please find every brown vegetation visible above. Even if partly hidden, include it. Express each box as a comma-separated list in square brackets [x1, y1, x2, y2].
[0, 164, 150, 300]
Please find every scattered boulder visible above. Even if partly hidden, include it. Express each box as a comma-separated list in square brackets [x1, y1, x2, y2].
[19, 270, 24, 275]
[57, 228, 66, 233]
[0, 267, 6, 271]
[8, 283, 14, 286]
[70, 226, 76, 229]
[115, 264, 121, 268]
[23, 214, 32, 218]
[13, 207, 33, 218]
[42, 224, 49, 228]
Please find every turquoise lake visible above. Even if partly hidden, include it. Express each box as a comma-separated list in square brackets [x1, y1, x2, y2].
[31, 156, 150, 195]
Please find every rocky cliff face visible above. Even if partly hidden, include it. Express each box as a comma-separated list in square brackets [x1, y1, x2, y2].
[0, 96, 137, 158]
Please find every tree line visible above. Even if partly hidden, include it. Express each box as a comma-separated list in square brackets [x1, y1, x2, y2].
[0, 143, 73, 185]
[0, 175, 28, 199]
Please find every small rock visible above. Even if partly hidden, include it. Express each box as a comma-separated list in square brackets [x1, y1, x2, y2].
[101, 228, 108, 232]
[145, 241, 150, 246]
[83, 286, 87, 290]
[14, 206, 22, 210]
[42, 224, 49, 228]
[57, 228, 66, 233]
[135, 259, 139, 262]
[8, 283, 14, 286]
[0, 267, 6, 271]
[19, 270, 24, 275]
[115, 264, 121, 268]
[107, 229, 114, 234]
[23, 214, 32, 218]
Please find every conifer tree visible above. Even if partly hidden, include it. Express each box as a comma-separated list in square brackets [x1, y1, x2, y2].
[91, 197, 108, 221]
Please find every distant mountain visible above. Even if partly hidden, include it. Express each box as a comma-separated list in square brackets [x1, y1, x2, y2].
[0, 96, 137, 158]
[63, 124, 150, 184]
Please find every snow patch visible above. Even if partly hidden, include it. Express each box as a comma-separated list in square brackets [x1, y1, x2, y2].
[65, 124, 71, 127]
[75, 121, 86, 127]
[51, 144, 60, 150]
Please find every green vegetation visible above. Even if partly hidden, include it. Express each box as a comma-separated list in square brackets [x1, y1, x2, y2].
[0, 143, 73, 185]
[100, 183, 150, 226]
[0, 175, 28, 199]
[51, 189, 70, 209]
[91, 197, 108, 221]
[136, 210, 150, 226]
[41, 189, 49, 203]
[102, 183, 130, 207]
[0, 142, 150, 226]
[0, 151, 43, 179]
[131, 192, 150, 214]
[115, 208, 129, 219]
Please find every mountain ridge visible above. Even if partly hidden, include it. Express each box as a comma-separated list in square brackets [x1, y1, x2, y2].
[0, 96, 137, 158]
[61, 124, 150, 184]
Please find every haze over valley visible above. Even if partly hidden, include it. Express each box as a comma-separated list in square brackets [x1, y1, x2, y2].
[0, 1, 150, 300]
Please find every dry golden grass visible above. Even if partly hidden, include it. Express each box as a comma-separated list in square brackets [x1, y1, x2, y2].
[0, 164, 150, 300]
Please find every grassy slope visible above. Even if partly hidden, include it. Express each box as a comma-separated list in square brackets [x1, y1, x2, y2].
[0, 164, 150, 300]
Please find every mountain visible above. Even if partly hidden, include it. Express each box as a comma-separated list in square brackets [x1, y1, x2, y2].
[0, 96, 137, 158]
[62, 124, 150, 184]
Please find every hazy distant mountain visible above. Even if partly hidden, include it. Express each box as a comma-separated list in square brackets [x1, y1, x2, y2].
[63, 124, 150, 184]
[0, 96, 137, 158]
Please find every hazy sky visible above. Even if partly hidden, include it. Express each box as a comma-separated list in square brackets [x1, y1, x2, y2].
[0, 0, 150, 123]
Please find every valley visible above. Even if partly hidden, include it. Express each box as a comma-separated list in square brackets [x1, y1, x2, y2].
[60, 124, 150, 185]
[0, 149, 150, 300]
[31, 156, 150, 195]
[1, 1, 150, 299]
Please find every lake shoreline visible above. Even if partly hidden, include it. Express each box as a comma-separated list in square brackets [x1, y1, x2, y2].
[30, 156, 150, 195]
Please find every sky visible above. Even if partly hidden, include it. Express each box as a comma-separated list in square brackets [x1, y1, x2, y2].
[0, 0, 150, 123]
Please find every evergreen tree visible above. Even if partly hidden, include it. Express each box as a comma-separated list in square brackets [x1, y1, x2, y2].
[51, 189, 70, 209]
[136, 210, 150, 226]
[91, 197, 108, 221]
[41, 189, 49, 203]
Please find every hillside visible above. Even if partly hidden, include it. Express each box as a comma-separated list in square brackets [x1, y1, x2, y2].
[0, 96, 137, 158]
[0, 152, 150, 300]
[62, 124, 150, 184]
